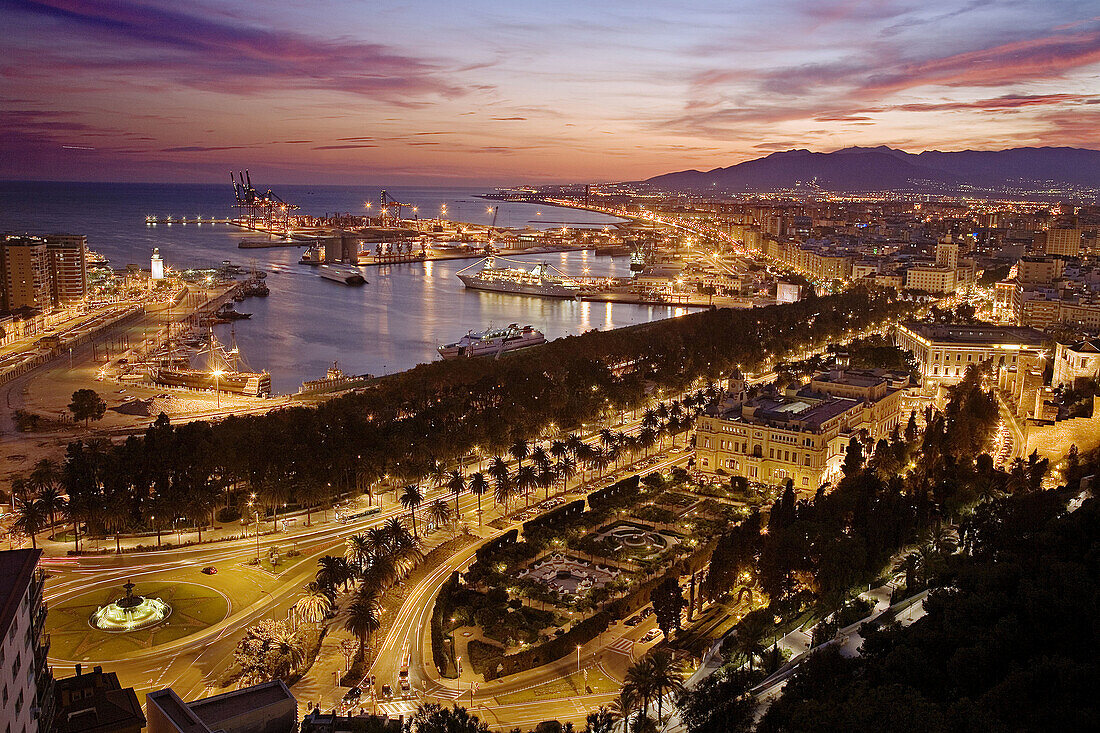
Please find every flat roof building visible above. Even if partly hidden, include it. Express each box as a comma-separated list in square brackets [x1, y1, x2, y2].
[147, 681, 296, 733]
[895, 322, 1047, 385]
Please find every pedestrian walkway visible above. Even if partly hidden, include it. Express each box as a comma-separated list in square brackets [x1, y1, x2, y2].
[606, 637, 634, 655]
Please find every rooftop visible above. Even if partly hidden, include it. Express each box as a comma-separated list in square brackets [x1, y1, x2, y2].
[54, 667, 145, 733]
[901, 322, 1047, 347]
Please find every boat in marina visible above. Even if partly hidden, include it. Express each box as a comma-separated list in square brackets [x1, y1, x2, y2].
[319, 264, 367, 285]
[438, 323, 547, 359]
[456, 257, 582, 298]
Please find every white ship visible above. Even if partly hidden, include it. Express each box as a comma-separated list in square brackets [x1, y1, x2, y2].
[318, 264, 366, 285]
[456, 257, 582, 298]
[438, 323, 547, 359]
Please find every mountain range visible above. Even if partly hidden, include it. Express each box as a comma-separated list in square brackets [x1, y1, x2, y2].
[644, 146, 1100, 193]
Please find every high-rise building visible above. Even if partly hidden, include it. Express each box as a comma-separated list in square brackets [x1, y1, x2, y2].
[1, 237, 51, 312]
[44, 235, 88, 306]
[935, 235, 959, 270]
[0, 549, 54, 733]
[1039, 228, 1081, 257]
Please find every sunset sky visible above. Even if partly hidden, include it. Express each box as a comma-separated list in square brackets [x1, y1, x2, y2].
[4, 0, 1099, 185]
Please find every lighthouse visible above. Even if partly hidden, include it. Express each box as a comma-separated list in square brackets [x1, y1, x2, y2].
[151, 248, 164, 280]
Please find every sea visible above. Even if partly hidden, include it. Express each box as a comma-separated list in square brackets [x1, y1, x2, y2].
[0, 182, 687, 392]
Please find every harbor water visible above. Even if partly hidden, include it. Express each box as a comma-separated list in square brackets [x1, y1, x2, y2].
[0, 182, 687, 392]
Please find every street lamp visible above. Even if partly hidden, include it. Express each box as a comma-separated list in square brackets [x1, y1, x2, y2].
[212, 368, 224, 408]
[249, 493, 260, 562]
[576, 645, 582, 674]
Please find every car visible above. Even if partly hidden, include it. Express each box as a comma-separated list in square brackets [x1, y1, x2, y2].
[341, 686, 361, 705]
[380, 684, 392, 700]
[625, 615, 643, 626]
[641, 629, 662, 642]
[639, 607, 654, 619]
[201, 566, 217, 575]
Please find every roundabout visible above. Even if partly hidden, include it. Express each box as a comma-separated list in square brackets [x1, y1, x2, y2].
[47, 580, 230, 661]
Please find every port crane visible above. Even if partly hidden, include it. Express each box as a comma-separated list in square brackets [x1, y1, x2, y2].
[379, 189, 414, 226]
[231, 170, 299, 233]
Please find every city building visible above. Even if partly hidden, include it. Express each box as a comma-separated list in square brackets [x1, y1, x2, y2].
[0, 549, 53, 733]
[695, 369, 906, 491]
[1, 237, 51, 312]
[1, 235, 88, 312]
[1052, 338, 1100, 389]
[895, 322, 1047, 385]
[147, 681, 296, 733]
[1038, 227, 1081, 257]
[52, 666, 143, 733]
[44, 236, 88, 306]
[905, 264, 956, 293]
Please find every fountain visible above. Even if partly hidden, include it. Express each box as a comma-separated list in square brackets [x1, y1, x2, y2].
[89, 580, 172, 632]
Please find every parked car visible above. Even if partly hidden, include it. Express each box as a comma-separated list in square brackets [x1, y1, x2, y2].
[341, 687, 361, 705]
[201, 566, 217, 575]
[625, 615, 643, 626]
[641, 628, 662, 642]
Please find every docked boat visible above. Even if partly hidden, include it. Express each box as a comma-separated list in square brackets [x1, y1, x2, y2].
[319, 264, 367, 285]
[438, 323, 547, 359]
[456, 257, 582, 298]
[215, 303, 251, 320]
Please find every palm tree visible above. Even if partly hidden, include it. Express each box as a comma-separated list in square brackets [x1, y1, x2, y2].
[598, 428, 617, 452]
[345, 533, 371, 573]
[446, 470, 465, 526]
[609, 686, 640, 733]
[270, 626, 305, 675]
[469, 472, 487, 525]
[557, 455, 577, 495]
[638, 427, 658, 458]
[646, 650, 685, 721]
[13, 496, 47, 549]
[316, 555, 351, 593]
[624, 657, 657, 721]
[509, 439, 530, 470]
[515, 465, 538, 508]
[549, 440, 568, 465]
[344, 586, 382, 657]
[494, 469, 514, 516]
[428, 499, 452, 535]
[429, 461, 449, 492]
[34, 485, 66, 537]
[488, 456, 510, 496]
[294, 583, 333, 628]
[399, 484, 423, 538]
[29, 458, 60, 494]
[565, 433, 585, 460]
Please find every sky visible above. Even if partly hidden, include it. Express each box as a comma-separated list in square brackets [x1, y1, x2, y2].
[3, 0, 1099, 185]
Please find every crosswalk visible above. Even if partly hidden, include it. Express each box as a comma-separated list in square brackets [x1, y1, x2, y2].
[607, 637, 634, 654]
[376, 700, 419, 717]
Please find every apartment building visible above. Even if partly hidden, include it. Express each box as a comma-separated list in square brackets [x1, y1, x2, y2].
[1038, 228, 1082, 257]
[1, 235, 87, 312]
[44, 236, 87, 306]
[1, 238, 51, 312]
[1, 549, 53, 733]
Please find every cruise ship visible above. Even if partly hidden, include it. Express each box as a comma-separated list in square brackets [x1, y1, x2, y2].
[456, 257, 582, 298]
[318, 264, 367, 285]
[438, 324, 547, 359]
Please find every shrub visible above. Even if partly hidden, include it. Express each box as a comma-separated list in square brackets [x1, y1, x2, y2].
[216, 506, 241, 523]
